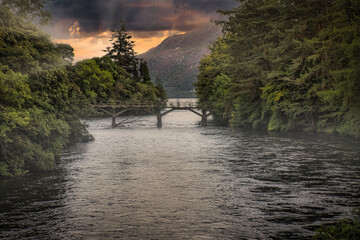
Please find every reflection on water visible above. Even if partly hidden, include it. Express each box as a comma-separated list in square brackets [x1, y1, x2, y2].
[1, 111, 360, 239]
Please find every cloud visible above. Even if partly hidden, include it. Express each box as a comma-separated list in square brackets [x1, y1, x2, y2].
[55, 36, 108, 62]
[54, 29, 185, 61]
[45, 0, 237, 36]
[45, 0, 237, 61]
[130, 30, 184, 39]
[69, 21, 81, 36]
[173, 0, 237, 13]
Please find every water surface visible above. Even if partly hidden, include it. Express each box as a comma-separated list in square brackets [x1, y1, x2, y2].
[1, 111, 360, 239]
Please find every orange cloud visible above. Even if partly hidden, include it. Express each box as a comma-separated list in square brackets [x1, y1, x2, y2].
[54, 30, 185, 62]
[55, 36, 108, 61]
[69, 21, 81, 37]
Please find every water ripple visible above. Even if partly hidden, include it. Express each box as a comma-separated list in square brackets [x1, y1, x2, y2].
[1, 113, 360, 239]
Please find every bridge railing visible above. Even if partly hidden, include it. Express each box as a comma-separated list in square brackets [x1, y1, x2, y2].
[165, 99, 198, 108]
[92, 99, 199, 109]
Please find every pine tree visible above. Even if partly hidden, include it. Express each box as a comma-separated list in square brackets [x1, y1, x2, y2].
[104, 21, 139, 79]
[139, 59, 151, 83]
[155, 78, 167, 101]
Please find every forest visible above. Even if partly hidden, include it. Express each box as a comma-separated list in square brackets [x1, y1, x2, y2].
[196, 0, 360, 137]
[0, 2, 166, 177]
[1, 1, 359, 238]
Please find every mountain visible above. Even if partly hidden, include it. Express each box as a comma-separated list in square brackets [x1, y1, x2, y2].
[139, 22, 222, 98]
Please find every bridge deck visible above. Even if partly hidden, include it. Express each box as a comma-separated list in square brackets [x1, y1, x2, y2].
[90, 100, 209, 127]
[92, 100, 200, 109]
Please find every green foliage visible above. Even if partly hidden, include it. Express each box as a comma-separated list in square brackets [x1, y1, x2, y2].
[73, 56, 166, 104]
[195, 0, 360, 136]
[195, 37, 233, 125]
[102, 22, 167, 103]
[0, 7, 72, 73]
[208, 74, 232, 124]
[0, 101, 73, 176]
[104, 21, 139, 78]
[73, 58, 115, 102]
[0, 0, 52, 25]
[0, 6, 90, 177]
[139, 59, 151, 83]
[314, 209, 360, 240]
[55, 43, 74, 64]
[155, 78, 167, 101]
[0, 66, 31, 107]
[0, 4, 167, 178]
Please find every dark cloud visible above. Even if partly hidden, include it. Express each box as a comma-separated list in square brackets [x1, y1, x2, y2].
[173, 0, 237, 13]
[45, 0, 237, 38]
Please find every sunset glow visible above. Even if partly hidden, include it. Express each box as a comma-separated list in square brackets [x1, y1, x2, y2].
[44, 0, 237, 62]
[54, 29, 185, 62]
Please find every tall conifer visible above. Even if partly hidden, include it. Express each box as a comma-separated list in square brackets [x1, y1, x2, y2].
[105, 22, 139, 80]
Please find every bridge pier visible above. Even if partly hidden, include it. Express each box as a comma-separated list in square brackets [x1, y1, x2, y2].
[157, 114, 162, 127]
[112, 115, 116, 128]
[157, 109, 174, 127]
[189, 108, 210, 126]
[201, 109, 208, 126]
[97, 108, 129, 128]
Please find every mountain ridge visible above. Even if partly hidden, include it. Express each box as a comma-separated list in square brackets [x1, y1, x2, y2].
[139, 22, 222, 98]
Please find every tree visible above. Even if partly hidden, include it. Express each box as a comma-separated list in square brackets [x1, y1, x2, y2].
[155, 78, 167, 101]
[72, 59, 115, 103]
[217, 0, 336, 130]
[195, 37, 233, 125]
[104, 21, 139, 79]
[0, 6, 92, 177]
[139, 59, 151, 83]
[195, 0, 360, 136]
[0, 7, 73, 73]
[314, 208, 360, 240]
[55, 43, 74, 65]
[0, 0, 51, 25]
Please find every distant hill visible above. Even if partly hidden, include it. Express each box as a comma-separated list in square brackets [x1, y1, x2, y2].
[139, 22, 222, 98]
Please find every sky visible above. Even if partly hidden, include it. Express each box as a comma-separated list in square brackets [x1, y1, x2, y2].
[44, 0, 238, 61]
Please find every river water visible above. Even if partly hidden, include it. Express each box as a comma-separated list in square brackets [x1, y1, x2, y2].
[1, 111, 360, 239]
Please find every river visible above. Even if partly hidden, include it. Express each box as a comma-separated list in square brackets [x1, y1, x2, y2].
[1, 111, 360, 239]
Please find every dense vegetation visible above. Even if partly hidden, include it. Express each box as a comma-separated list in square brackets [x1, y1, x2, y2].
[196, 0, 360, 136]
[0, 5, 165, 177]
[314, 208, 360, 240]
